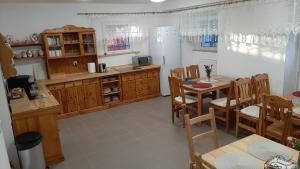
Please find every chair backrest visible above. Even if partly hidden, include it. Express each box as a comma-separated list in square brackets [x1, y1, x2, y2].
[252, 73, 270, 104]
[171, 68, 186, 80]
[186, 65, 200, 80]
[225, 81, 236, 108]
[184, 108, 218, 164]
[263, 95, 293, 143]
[234, 78, 254, 108]
[169, 76, 186, 104]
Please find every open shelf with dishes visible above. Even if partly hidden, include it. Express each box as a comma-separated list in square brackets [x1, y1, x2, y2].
[101, 75, 122, 105]
[42, 25, 98, 79]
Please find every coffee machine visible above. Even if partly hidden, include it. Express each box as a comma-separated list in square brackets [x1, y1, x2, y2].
[7, 75, 36, 100]
[98, 63, 107, 73]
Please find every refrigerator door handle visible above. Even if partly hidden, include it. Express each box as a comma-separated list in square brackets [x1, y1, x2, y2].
[163, 56, 165, 65]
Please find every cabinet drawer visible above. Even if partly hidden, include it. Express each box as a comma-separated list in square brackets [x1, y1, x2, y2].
[65, 82, 75, 88]
[122, 74, 135, 81]
[147, 70, 160, 78]
[47, 83, 64, 90]
[83, 78, 99, 84]
[74, 80, 83, 86]
[135, 72, 147, 79]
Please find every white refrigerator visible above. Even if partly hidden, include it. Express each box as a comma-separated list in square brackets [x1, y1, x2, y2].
[150, 26, 181, 96]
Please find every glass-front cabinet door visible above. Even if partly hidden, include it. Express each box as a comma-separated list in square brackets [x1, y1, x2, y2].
[44, 34, 64, 58]
[79, 32, 97, 56]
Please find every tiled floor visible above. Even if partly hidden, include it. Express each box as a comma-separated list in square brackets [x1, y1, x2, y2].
[51, 97, 238, 169]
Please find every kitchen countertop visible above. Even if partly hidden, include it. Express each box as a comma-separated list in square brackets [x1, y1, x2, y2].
[38, 64, 160, 85]
[10, 64, 160, 115]
[10, 84, 60, 116]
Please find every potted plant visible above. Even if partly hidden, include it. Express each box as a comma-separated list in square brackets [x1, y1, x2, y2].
[204, 65, 213, 82]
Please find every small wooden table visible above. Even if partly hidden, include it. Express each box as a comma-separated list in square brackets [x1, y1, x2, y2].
[183, 75, 232, 117]
[202, 134, 299, 169]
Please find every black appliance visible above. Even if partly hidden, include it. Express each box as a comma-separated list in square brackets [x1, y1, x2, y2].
[132, 56, 152, 68]
[98, 63, 107, 73]
[7, 75, 36, 100]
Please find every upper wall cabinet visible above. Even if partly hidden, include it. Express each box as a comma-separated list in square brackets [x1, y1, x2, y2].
[42, 25, 98, 79]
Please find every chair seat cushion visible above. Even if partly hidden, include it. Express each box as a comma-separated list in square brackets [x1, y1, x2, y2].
[210, 97, 236, 107]
[175, 95, 198, 104]
[266, 122, 284, 139]
[241, 105, 260, 118]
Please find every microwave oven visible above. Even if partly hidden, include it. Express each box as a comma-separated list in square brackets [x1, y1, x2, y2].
[132, 56, 152, 67]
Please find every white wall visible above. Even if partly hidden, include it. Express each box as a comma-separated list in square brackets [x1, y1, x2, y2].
[0, 68, 20, 169]
[0, 3, 168, 78]
[217, 1, 289, 95]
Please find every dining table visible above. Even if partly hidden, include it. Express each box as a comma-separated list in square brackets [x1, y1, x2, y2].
[285, 94, 300, 118]
[201, 134, 299, 169]
[182, 75, 232, 118]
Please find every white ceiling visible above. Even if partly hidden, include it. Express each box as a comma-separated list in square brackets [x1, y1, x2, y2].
[0, 0, 180, 3]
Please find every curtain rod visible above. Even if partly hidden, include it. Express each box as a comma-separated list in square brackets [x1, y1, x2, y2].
[77, 0, 256, 16]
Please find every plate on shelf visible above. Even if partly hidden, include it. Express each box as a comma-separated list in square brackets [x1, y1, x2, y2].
[248, 141, 292, 161]
[215, 152, 261, 169]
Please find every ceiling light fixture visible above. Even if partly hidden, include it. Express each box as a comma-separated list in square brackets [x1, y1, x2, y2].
[150, 0, 165, 3]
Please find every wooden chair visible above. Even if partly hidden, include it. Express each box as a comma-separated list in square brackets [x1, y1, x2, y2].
[209, 81, 236, 132]
[252, 73, 270, 104]
[168, 76, 197, 127]
[186, 65, 200, 80]
[262, 95, 293, 144]
[170, 68, 186, 80]
[234, 78, 262, 137]
[290, 117, 300, 138]
[184, 108, 218, 169]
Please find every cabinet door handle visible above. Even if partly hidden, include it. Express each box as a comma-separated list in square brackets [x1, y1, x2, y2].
[163, 56, 165, 65]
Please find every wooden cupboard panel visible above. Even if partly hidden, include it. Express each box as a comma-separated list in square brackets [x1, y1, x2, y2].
[13, 107, 64, 165]
[135, 79, 148, 91]
[65, 86, 79, 113]
[48, 84, 67, 114]
[48, 83, 65, 91]
[122, 80, 136, 101]
[135, 79, 148, 98]
[148, 77, 160, 96]
[135, 72, 147, 79]
[76, 85, 86, 110]
[148, 70, 160, 78]
[84, 83, 100, 108]
[122, 74, 135, 81]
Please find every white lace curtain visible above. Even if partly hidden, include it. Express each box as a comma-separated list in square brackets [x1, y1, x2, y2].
[178, 0, 300, 46]
[178, 9, 218, 42]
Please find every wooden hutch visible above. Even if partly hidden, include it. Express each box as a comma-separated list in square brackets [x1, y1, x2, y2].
[42, 25, 98, 79]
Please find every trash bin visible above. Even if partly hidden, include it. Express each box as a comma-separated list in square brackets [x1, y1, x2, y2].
[15, 132, 46, 169]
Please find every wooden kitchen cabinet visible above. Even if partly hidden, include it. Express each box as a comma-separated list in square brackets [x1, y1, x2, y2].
[135, 71, 148, 98]
[122, 80, 136, 101]
[76, 84, 86, 110]
[47, 83, 66, 115]
[147, 70, 160, 96]
[46, 66, 160, 118]
[83, 78, 101, 109]
[11, 90, 64, 165]
[122, 73, 136, 101]
[64, 82, 79, 114]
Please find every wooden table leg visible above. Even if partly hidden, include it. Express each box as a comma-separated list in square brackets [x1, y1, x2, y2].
[197, 92, 203, 126]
